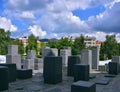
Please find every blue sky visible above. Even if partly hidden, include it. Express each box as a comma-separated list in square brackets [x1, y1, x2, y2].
[0, 0, 120, 42]
[72, 5, 105, 20]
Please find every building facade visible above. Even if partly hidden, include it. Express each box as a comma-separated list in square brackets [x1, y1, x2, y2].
[84, 36, 96, 47]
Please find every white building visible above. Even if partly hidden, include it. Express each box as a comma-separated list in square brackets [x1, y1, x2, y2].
[84, 36, 96, 47]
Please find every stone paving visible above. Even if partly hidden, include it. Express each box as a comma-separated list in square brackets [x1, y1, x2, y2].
[2, 69, 120, 92]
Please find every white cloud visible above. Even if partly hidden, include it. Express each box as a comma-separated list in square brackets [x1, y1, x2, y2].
[84, 31, 107, 41]
[116, 33, 120, 42]
[84, 32, 120, 42]
[0, 17, 17, 32]
[38, 11, 89, 34]
[28, 25, 46, 37]
[87, 2, 120, 33]
[7, 0, 53, 11]
[19, 11, 35, 19]
[3, 0, 120, 41]
[61, 0, 113, 11]
[105, 0, 120, 9]
[64, 0, 91, 10]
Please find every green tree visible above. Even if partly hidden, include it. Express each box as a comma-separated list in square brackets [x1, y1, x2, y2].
[12, 38, 24, 55]
[0, 28, 11, 55]
[100, 43, 106, 60]
[48, 40, 58, 48]
[118, 43, 120, 55]
[100, 35, 119, 60]
[47, 37, 73, 50]
[57, 37, 73, 50]
[72, 35, 86, 55]
[26, 34, 38, 52]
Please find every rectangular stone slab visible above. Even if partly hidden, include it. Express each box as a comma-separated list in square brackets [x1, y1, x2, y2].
[71, 81, 96, 92]
[95, 78, 112, 85]
[0, 63, 17, 82]
[89, 75, 96, 79]
[74, 64, 89, 81]
[44, 56, 62, 84]
[104, 74, 116, 78]
[17, 69, 32, 79]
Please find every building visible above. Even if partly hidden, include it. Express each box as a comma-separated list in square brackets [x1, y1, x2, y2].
[84, 36, 96, 47]
[20, 37, 28, 48]
[19, 37, 28, 55]
[96, 40, 104, 48]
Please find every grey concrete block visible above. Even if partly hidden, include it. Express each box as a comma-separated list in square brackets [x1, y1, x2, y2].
[27, 50, 36, 59]
[92, 46, 99, 70]
[112, 56, 120, 72]
[0, 63, 16, 82]
[89, 75, 96, 79]
[46, 88, 62, 92]
[51, 48, 58, 56]
[0, 66, 9, 91]
[98, 65, 107, 71]
[8, 45, 18, 55]
[22, 59, 34, 70]
[17, 69, 32, 79]
[95, 78, 112, 85]
[112, 56, 120, 63]
[64, 46, 71, 56]
[81, 49, 92, 70]
[71, 81, 96, 92]
[104, 74, 116, 78]
[34, 58, 43, 70]
[44, 56, 62, 84]
[74, 64, 89, 82]
[67, 55, 81, 76]
[42, 47, 58, 58]
[108, 62, 119, 75]
[60, 49, 71, 67]
[6, 55, 21, 69]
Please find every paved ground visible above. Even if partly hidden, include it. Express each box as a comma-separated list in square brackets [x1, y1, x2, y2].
[2, 69, 120, 92]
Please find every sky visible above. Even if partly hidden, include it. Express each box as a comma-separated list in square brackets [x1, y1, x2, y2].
[0, 0, 120, 42]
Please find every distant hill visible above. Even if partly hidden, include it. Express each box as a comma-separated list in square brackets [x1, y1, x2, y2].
[39, 38, 58, 42]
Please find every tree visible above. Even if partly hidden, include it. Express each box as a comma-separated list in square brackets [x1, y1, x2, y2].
[47, 37, 73, 50]
[72, 35, 86, 55]
[48, 40, 58, 48]
[26, 34, 38, 52]
[100, 43, 106, 60]
[0, 28, 11, 55]
[57, 37, 73, 50]
[12, 38, 24, 55]
[100, 35, 119, 60]
[118, 43, 120, 55]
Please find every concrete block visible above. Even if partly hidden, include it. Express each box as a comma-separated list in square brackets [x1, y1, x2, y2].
[74, 64, 89, 82]
[44, 56, 62, 84]
[22, 59, 34, 70]
[27, 50, 36, 59]
[0, 66, 9, 91]
[81, 49, 92, 70]
[34, 58, 43, 70]
[92, 46, 99, 70]
[67, 55, 81, 76]
[60, 49, 71, 67]
[8, 45, 18, 55]
[0, 63, 16, 82]
[71, 81, 96, 92]
[17, 69, 32, 79]
[6, 55, 21, 69]
[42, 47, 58, 58]
[112, 56, 120, 72]
[108, 62, 119, 75]
[95, 78, 112, 85]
